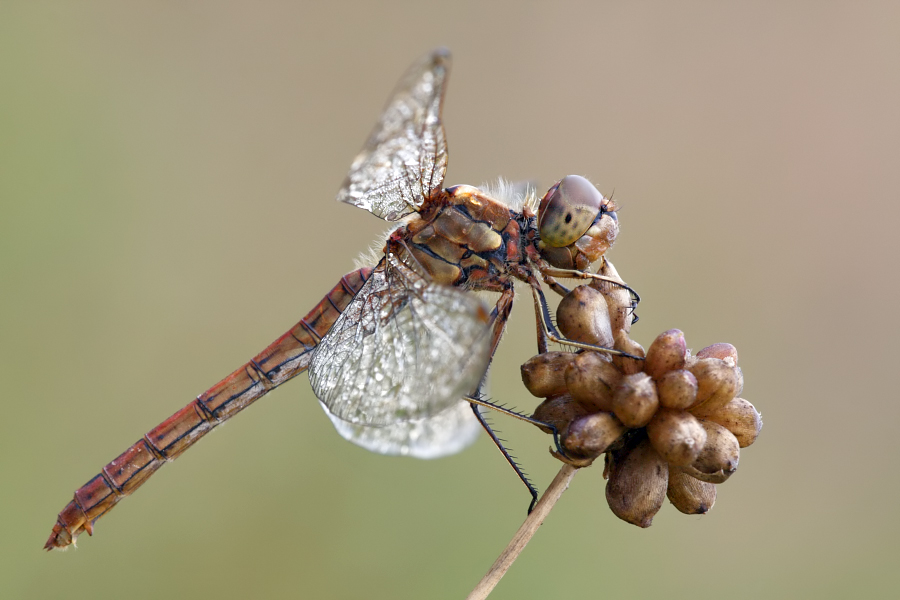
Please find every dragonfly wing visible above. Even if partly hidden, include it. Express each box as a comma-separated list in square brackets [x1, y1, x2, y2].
[308, 256, 491, 430]
[321, 400, 481, 459]
[336, 48, 450, 221]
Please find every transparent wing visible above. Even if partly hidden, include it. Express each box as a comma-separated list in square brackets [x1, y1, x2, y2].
[336, 48, 450, 221]
[308, 254, 491, 428]
[321, 400, 482, 459]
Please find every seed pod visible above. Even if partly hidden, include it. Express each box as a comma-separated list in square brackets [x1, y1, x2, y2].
[521, 351, 577, 398]
[679, 464, 732, 484]
[564, 412, 626, 458]
[612, 372, 659, 428]
[696, 343, 738, 365]
[646, 409, 707, 466]
[667, 466, 717, 514]
[612, 332, 645, 375]
[700, 397, 762, 448]
[550, 447, 599, 469]
[683, 352, 698, 370]
[556, 285, 614, 347]
[606, 437, 668, 527]
[656, 369, 699, 410]
[564, 351, 622, 412]
[689, 420, 740, 480]
[644, 329, 687, 379]
[687, 358, 742, 415]
[591, 259, 634, 335]
[532, 393, 591, 435]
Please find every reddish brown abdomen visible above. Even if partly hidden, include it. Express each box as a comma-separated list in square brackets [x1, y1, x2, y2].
[44, 267, 371, 549]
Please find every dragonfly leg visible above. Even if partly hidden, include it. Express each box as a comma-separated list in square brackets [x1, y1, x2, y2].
[465, 394, 568, 461]
[541, 264, 639, 303]
[542, 268, 640, 325]
[470, 284, 539, 512]
[544, 278, 572, 297]
[537, 262, 641, 324]
[521, 269, 644, 360]
[469, 401, 539, 513]
[524, 247, 640, 321]
[483, 279, 515, 355]
[531, 291, 550, 355]
[466, 281, 567, 511]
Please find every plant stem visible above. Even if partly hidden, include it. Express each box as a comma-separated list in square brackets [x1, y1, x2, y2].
[466, 463, 579, 600]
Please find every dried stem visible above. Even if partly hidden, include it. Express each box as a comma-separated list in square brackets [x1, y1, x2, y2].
[466, 463, 579, 600]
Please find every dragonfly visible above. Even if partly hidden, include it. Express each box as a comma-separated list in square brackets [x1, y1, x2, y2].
[45, 48, 640, 550]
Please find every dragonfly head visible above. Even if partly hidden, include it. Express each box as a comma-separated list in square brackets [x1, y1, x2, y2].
[536, 175, 619, 270]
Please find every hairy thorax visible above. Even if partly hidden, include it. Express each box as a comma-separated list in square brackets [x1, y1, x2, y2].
[393, 185, 527, 288]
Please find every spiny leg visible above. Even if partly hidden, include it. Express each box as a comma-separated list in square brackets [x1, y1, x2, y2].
[464, 282, 566, 511]
[524, 246, 640, 320]
[541, 264, 640, 305]
[466, 393, 568, 460]
[469, 400, 538, 513]
[543, 278, 571, 298]
[523, 268, 644, 360]
[536, 259, 641, 325]
[530, 281, 551, 355]
[471, 281, 571, 456]
[468, 285, 538, 510]
[544, 264, 641, 325]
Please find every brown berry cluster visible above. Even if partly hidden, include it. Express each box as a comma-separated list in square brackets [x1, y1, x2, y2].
[522, 260, 762, 527]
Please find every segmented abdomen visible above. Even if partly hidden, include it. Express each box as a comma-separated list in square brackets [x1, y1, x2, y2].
[44, 267, 371, 549]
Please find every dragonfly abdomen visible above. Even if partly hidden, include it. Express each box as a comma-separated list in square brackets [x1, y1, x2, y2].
[44, 267, 372, 550]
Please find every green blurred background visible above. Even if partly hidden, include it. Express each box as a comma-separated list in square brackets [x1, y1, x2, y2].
[2, 1, 898, 598]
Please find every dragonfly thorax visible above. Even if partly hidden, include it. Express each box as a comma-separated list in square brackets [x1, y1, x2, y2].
[394, 185, 523, 288]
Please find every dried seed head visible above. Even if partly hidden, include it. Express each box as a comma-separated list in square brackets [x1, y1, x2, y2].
[646, 409, 707, 466]
[644, 329, 687, 379]
[612, 372, 659, 428]
[564, 351, 622, 412]
[687, 358, 742, 416]
[696, 343, 738, 365]
[550, 447, 600, 469]
[556, 285, 614, 347]
[678, 464, 732, 484]
[564, 412, 627, 458]
[689, 420, 740, 479]
[700, 397, 762, 448]
[606, 437, 669, 528]
[683, 352, 698, 370]
[532, 393, 592, 435]
[521, 351, 577, 398]
[667, 466, 717, 514]
[656, 369, 699, 410]
[520, 279, 758, 526]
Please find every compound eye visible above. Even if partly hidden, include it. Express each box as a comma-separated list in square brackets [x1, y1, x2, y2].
[538, 175, 604, 247]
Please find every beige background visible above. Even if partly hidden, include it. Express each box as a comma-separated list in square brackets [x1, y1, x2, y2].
[2, 1, 898, 598]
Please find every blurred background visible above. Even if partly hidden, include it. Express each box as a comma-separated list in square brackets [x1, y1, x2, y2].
[2, 1, 898, 598]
